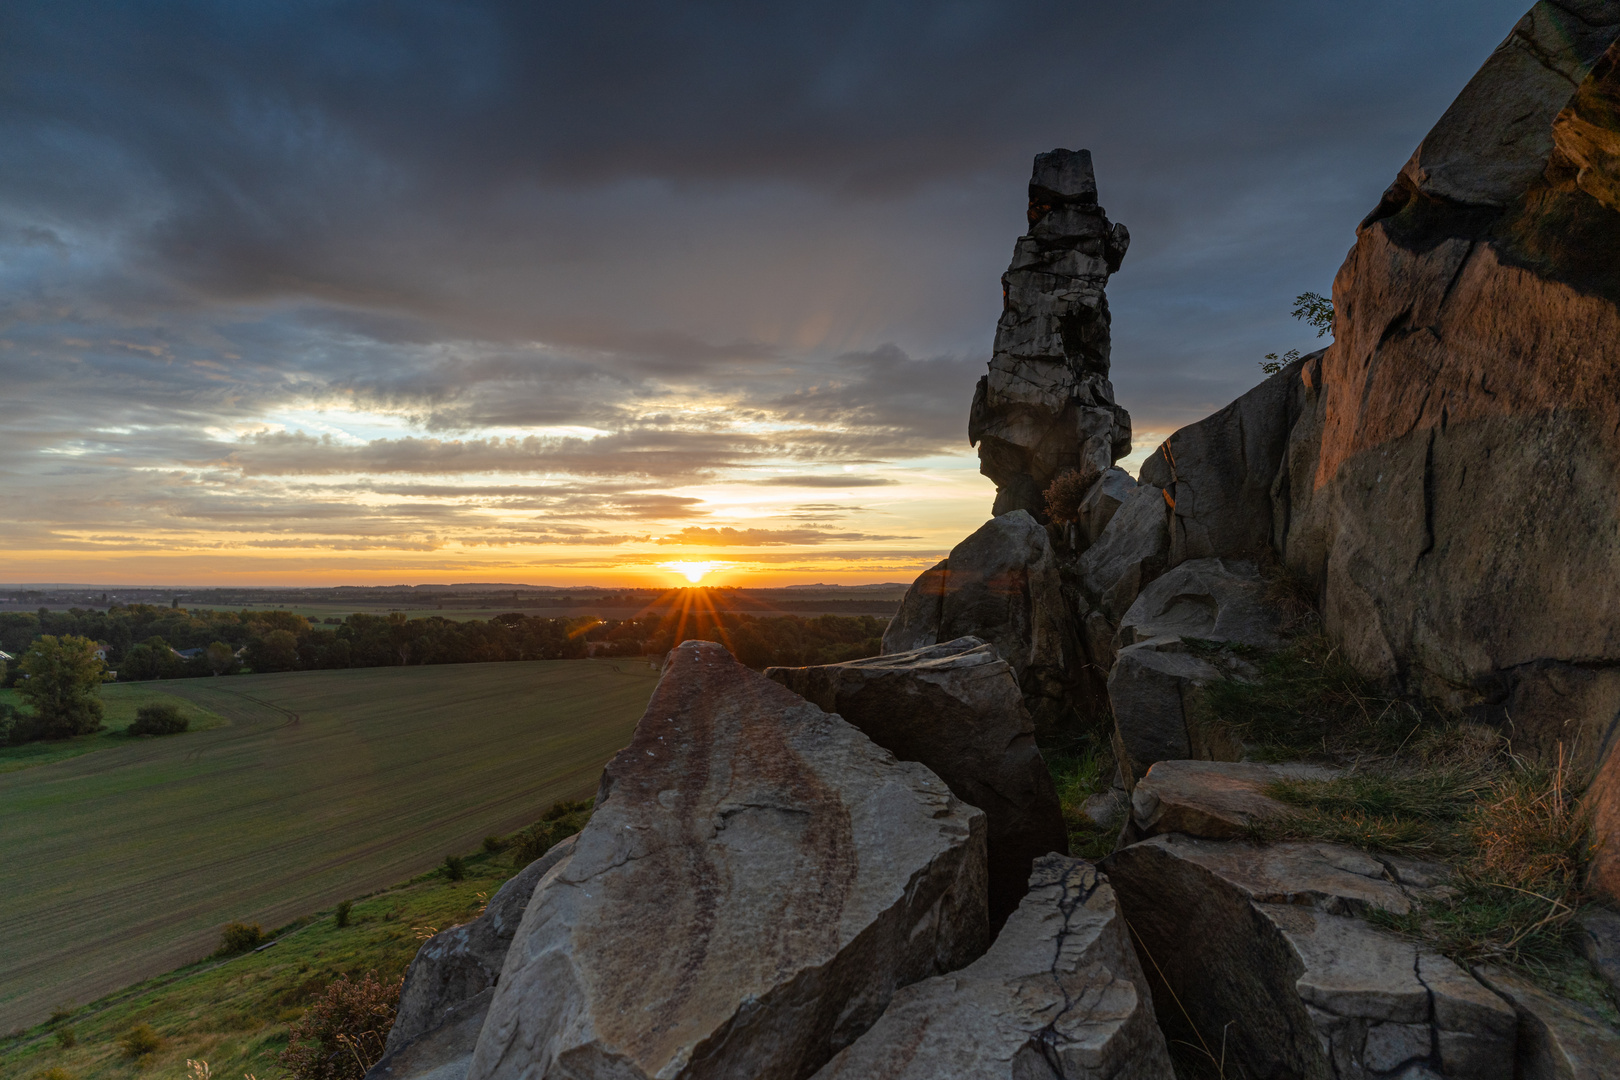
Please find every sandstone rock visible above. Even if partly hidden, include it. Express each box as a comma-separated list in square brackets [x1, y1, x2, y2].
[387, 835, 579, 1054]
[467, 641, 989, 1080]
[1575, 906, 1620, 997]
[970, 149, 1132, 519]
[1115, 557, 1283, 649]
[1107, 638, 1243, 791]
[366, 990, 491, 1080]
[1474, 966, 1620, 1078]
[882, 511, 1082, 736]
[766, 637, 1066, 931]
[1076, 483, 1169, 623]
[809, 856, 1174, 1080]
[1104, 834, 1517, 1078]
[1075, 465, 1137, 549]
[1140, 355, 1317, 569]
[1128, 760, 1337, 841]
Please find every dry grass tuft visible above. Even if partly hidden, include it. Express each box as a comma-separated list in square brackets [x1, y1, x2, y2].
[278, 971, 401, 1080]
[1042, 469, 1092, 525]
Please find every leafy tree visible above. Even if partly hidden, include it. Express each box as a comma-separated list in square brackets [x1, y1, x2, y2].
[1262, 290, 1334, 374]
[16, 634, 106, 739]
[248, 629, 300, 672]
[206, 640, 236, 675]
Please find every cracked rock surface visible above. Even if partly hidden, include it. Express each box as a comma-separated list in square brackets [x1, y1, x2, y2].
[766, 636, 1067, 932]
[1104, 834, 1513, 1078]
[466, 641, 989, 1080]
[1126, 760, 1337, 841]
[809, 855, 1173, 1080]
[969, 148, 1132, 520]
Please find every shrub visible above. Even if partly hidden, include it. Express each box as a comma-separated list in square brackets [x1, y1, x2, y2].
[278, 971, 401, 1080]
[46, 1003, 73, 1025]
[127, 702, 189, 736]
[54, 1026, 76, 1049]
[119, 1022, 163, 1059]
[334, 900, 352, 928]
[34, 1069, 73, 1080]
[442, 855, 466, 882]
[510, 799, 593, 866]
[1042, 469, 1092, 524]
[215, 921, 264, 957]
[481, 834, 507, 853]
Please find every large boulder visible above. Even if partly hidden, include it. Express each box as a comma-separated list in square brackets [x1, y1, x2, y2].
[387, 835, 580, 1054]
[1139, 355, 1317, 569]
[809, 856, 1174, 1080]
[1075, 483, 1170, 624]
[1107, 638, 1243, 791]
[1264, 4, 1620, 897]
[1104, 834, 1519, 1079]
[467, 642, 989, 1080]
[1074, 465, 1137, 549]
[882, 511, 1081, 736]
[766, 637, 1067, 932]
[969, 148, 1132, 519]
[1115, 557, 1283, 649]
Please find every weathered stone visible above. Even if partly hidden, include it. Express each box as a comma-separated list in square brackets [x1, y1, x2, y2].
[809, 856, 1174, 1080]
[1575, 905, 1620, 997]
[1104, 834, 1517, 1079]
[1128, 760, 1337, 841]
[1116, 556, 1283, 649]
[387, 835, 579, 1054]
[1140, 356, 1317, 569]
[1107, 638, 1241, 791]
[970, 149, 1132, 519]
[1076, 483, 1169, 623]
[882, 511, 1082, 737]
[366, 990, 492, 1080]
[1474, 966, 1620, 1078]
[1075, 466, 1137, 549]
[766, 636, 1067, 931]
[468, 641, 989, 1080]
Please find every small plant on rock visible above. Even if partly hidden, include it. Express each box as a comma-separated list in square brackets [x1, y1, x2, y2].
[1041, 469, 1091, 525]
[278, 971, 401, 1080]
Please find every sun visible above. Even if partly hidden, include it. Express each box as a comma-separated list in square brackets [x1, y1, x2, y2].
[662, 560, 722, 584]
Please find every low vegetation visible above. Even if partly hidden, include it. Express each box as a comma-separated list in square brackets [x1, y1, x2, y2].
[0, 802, 589, 1080]
[125, 702, 189, 736]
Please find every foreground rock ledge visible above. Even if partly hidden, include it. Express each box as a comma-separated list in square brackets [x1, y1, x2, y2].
[468, 641, 989, 1080]
[767, 636, 1067, 932]
[810, 855, 1174, 1080]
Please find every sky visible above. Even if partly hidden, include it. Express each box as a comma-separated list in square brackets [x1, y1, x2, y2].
[0, 0, 1530, 589]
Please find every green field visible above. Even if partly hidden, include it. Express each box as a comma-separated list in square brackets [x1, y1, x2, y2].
[0, 660, 660, 1033]
[0, 685, 230, 774]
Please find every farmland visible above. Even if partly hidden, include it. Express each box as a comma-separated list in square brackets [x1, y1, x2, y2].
[0, 659, 660, 1032]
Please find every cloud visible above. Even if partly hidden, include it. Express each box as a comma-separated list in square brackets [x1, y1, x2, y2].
[655, 527, 919, 547]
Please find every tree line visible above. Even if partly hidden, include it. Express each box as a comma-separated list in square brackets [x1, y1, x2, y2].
[0, 602, 886, 744]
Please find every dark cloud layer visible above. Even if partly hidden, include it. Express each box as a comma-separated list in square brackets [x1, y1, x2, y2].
[0, 1, 1533, 573]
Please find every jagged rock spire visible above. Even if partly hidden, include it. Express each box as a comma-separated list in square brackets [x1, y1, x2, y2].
[969, 148, 1132, 521]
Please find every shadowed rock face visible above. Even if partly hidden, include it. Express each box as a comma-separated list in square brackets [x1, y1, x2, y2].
[766, 637, 1067, 932]
[467, 641, 988, 1080]
[809, 856, 1174, 1080]
[970, 148, 1132, 520]
[881, 511, 1082, 738]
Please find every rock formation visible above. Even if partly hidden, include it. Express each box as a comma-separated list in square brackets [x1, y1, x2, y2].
[1105, 834, 1517, 1079]
[969, 148, 1133, 520]
[466, 641, 989, 1080]
[882, 511, 1082, 737]
[809, 856, 1174, 1080]
[766, 637, 1068, 931]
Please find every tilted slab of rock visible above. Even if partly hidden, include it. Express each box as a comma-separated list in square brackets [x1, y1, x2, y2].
[387, 835, 580, 1054]
[766, 636, 1066, 932]
[1074, 465, 1136, 550]
[1575, 906, 1620, 998]
[882, 511, 1081, 737]
[969, 148, 1132, 519]
[1116, 557, 1283, 650]
[1104, 834, 1516, 1079]
[1474, 965, 1620, 1078]
[1128, 760, 1337, 841]
[809, 856, 1174, 1080]
[1076, 483, 1169, 624]
[467, 641, 989, 1080]
[1139, 356, 1317, 570]
[367, 990, 492, 1080]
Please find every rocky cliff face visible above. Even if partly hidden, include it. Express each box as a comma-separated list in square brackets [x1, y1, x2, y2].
[970, 148, 1132, 521]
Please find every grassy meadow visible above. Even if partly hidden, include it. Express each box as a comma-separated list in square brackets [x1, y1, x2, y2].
[0, 685, 230, 774]
[0, 660, 660, 1034]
